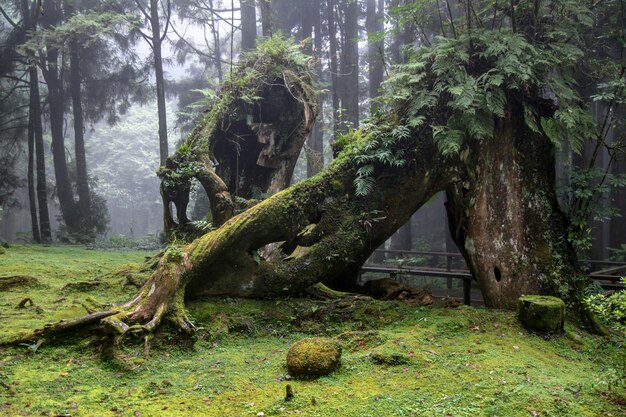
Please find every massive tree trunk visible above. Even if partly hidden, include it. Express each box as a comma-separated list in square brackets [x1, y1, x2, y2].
[6, 41, 602, 350]
[445, 106, 582, 309]
[10, 126, 451, 347]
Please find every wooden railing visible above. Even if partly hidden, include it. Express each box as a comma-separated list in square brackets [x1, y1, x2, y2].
[359, 250, 626, 306]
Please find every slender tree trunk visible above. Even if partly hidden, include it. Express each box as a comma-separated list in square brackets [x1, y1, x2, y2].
[259, 0, 271, 36]
[367, 0, 385, 113]
[341, 0, 359, 130]
[23, 0, 40, 242]
[389, 0, 401, 63]
[241, 0, 257, 51]
[31, 65, 51, 241]
[150, 0, 169, 166]
[327, 0, 340, 140]
[307, 0, 324, 177]
[23, 0, 50, 241]
[70, 40, 92, 233]
[27, 88, 40, 243]
[208, 0, 223, 83]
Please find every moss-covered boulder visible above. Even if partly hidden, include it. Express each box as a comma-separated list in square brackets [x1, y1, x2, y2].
[286, 337, 341, 379]
[517, 295, 565, 334]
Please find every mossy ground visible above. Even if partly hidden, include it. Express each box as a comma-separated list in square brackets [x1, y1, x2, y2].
[0, 245, 624, 416]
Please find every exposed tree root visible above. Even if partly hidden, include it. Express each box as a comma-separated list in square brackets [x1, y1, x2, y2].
[0, 275, 38, 291]
[61, 281, 103, 291]
[16, 298, 34, 309]
[2, 310, 118, 345]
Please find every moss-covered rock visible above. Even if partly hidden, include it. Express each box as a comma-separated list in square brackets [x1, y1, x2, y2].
[286, 337, 341, 379]
[517, 295, 565, 334]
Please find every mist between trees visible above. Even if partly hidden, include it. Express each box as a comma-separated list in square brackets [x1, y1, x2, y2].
[0, 0, 624, 265]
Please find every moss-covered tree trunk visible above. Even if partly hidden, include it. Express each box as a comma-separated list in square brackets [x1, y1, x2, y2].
[445, 106, 583, 308]
[159, 39, 317, 237]
[90, 135, 452, 339]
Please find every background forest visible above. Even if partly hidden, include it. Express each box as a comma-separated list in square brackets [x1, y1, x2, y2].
[0, 0, 623, 263]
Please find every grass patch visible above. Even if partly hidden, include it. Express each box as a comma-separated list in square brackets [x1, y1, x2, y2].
[0, 245, 624, 416]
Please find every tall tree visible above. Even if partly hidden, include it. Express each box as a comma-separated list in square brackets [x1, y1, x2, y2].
[307, 0, 324, 177]
[366, 0, 385, 113]
[339, 0, 359, 131]
[326, 0, 340, 139]
[135, 0, 172, 166]
[240, 0, 256, 50]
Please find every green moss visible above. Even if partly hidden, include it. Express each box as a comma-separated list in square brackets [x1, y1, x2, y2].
[0, 246, 624, 416]
[518, 295, 566, 333]
[286, 337, 342, 378]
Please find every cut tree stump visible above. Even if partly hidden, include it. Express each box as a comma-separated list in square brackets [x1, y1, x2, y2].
[518, 295, 565, 334]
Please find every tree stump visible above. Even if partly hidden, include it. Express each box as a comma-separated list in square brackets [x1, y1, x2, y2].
[517, 295, 565, 334]
[286, 337, 341, 379]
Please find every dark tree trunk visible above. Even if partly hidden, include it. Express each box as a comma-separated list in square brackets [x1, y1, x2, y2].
[241, 0, 257, 51]
[445, 107, 582, 309]
[23, 0, 51, 241]
[43, 46, 79, 233]
[340, 0, 360, 130]
[27, 86, 40, 243]
[150, 0, 169, 166]
[23, 0, 40, 243]
[70, 40, 92, 233]
[367, 0, 385, 113]
[327, 0, 340, 140]
[31, 65, 51, 241]
[259, 0, 271, 36]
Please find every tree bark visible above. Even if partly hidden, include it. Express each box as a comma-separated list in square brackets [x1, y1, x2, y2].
[367, 0, 385, 113]
[305, 0, 324, 177]
[259, 0, 271, 36]
[241, 0, 257, 51]
[340, 0, 360, 131]
[445, 106, 583, 308]
[327, 0, 340, 140]
[150, 0, 169, 167]
[27, 83, 40, 243]
[22, 0, 51, 242]
[31, 65, 51, 242]
[70, 39, 92, 234]
[42, 43, 80, 233]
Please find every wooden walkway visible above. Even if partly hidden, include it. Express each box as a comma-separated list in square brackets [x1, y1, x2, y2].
[359, 250, 626, 306]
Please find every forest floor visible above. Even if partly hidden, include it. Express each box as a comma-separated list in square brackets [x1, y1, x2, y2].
[0, 245, 624, 417]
